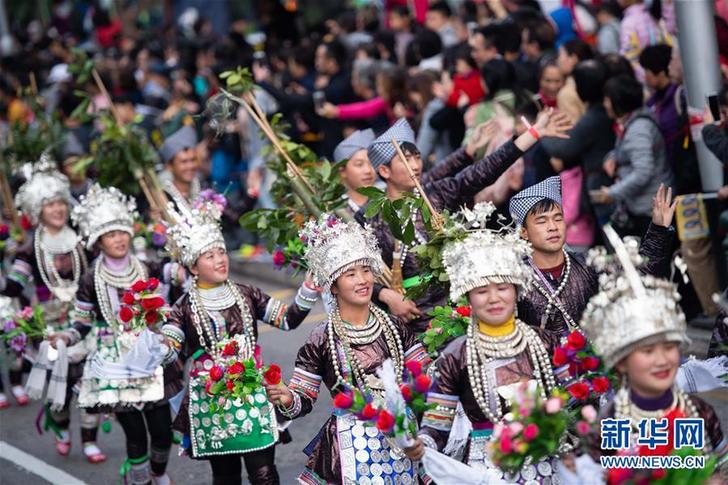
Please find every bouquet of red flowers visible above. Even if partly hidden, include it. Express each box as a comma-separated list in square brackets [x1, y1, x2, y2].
[333, 385, 381, 423]
[421, 304, 471, 354]
[487, 384, 571, 474]
[118, 278, 169, 331]
[552, 330, 614, 403]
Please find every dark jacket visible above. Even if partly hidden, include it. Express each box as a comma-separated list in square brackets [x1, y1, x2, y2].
[703, 123, 728, 164]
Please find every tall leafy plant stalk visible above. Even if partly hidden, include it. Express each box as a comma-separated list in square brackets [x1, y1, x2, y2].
[67, 49, 170, 220]
[214, 67, 394, 285]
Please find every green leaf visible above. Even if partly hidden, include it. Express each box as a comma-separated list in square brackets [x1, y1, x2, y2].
[357, 186, 386, 198]
[320, 161, 332, 180]
[220, 71, 233, 79]
[403, 221, 415, 245]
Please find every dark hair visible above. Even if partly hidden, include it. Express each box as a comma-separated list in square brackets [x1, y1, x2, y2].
[497, 20, 523, 55]
[526, 198, 561, 222]
[412, 29, 443, 60]
[321, 39, 348, 68]
[649, 0, 662, 21]
[538, 60, 561, 81]
[573, 60, 608, 105]
[523, 18, 556, 51]
[428, 1, 452, 17]
[356, 42, 381, 60]
[399, 141, 421, 157]
[638, 44, 672, 76]
[407, 70, 438, 108]
[378, 65, 408, 106]
[481, 58, 516, 99]
[453, 43, 478, 70]
[602, 53, 635, 79]
[562, 39, 594, 62]
[390, 5, 410, 18]
[596, 1, 622, 19]
[604, 74, 644, 117]
[290, 44, 316, 71]
[477, 24, 502, 50]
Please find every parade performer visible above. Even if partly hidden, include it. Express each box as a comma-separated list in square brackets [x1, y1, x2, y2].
[509, 177, 675, 336]
[263, 215, 431, 485]
[49, 185, 184, 485]
[161, 200, 320, 485]
[582, 227, 728, 479]
[159, 125, 201, 213]
[365, 110, 571, 332]
[404, 203, 562, 483]
[3, 157, 108, 462]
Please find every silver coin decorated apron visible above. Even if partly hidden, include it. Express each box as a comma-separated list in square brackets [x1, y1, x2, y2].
[337, 413, 417, 485]
[468, 429, 560, 485]
[188, 375, 278, 457]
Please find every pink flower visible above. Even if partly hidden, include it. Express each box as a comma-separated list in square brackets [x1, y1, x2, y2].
[581, 405, 598, 423]
[545, 397, 563, 414]
[508, 422, 524, 436]
[272, 249, 286, 268]
[523, 423, 539, 442]
[499, 435, 513, 454]
[576, 420, 591, 436]
[405, 360, 422, 377]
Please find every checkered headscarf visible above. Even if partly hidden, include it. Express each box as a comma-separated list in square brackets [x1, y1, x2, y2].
[509, 176, 562, 226]
[367, 118, 416, 170]
[333, 129, 375, 164]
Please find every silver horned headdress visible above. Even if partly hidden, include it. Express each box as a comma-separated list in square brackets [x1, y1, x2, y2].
[443, 202, 533, 302]
[71, 184, 137, 249]
[165, 200, 226, 268]
[581, 225, 689, 369]
[15, 152, 72, 224]
[300, 214, 384, 291]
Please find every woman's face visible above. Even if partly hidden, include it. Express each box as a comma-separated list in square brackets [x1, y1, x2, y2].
[540, 65, 565, 99]
[332, 265, 374, 308]
[340, 149, 376, 191]
[557, 47, 576, 76]
[40, 199, 69, 230]
[617, 341, 680, 398]
[99, 230, 131, 259]
[468, 283, 517, 325]
[191, 247, 229, 285]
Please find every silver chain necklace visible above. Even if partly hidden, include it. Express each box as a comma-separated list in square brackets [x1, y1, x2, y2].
[197, 284, 237, 312]
[35, 225, 87, 303]
[529, 249, 579, 330]
[93, 255, 147, 330]
[164, 178, 201, 211]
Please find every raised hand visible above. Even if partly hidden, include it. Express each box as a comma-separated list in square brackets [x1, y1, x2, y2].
[534, 108, 573, 139]
[651, 184, 677, 227]
[466, 120, 498, 157]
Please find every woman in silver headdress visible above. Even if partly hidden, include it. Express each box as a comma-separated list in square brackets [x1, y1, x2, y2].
[263, 215, 431, 485]
[161, 200, 320, 485]
[2, 156, 106, 462]
[404, 203, 562, 483]
[49, 184, 185, 485]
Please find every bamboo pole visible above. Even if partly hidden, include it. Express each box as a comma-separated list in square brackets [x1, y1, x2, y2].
[390, 139, 444, 231]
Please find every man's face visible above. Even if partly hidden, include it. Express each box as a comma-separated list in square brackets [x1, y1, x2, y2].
[469, 33, 496, 67]
[378, 150, 423, 193]
[315, 45, 333, 74]
[425, 11, 446, 32]
[168, 147, 199, 184]
[521, 203, 566, 255]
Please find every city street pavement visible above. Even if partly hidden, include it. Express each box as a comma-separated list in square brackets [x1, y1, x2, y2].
[1, 261, 726, 484]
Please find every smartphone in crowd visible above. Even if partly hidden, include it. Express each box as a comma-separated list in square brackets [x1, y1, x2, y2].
[707, 93, 721, 121]
[313, 91, 326, 111]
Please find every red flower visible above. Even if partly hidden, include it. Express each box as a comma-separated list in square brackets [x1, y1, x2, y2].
[414, 375, 432, 393]
[141, 296, 165, 311]
[147, 278, 160, 291]
[222, 341, 238, 357]
[582, 357, 600, 372]
[20, 214, 32, 230]
[552, 346, 568, 367]
[204, 380, 214, 396]
[209, 366, 224, 382]
[0, 224, 9, 239]
[131, 280, 148, 293]
[376, 410, 395, 433]
[523, 423, 540, 442]
[455, 306, 471, 317]
[405, 360, 422, 377]
[333, 392, 353, 409]
[361, 403, 378, 420]
[566, 331, 586, 351]
[567, 381, 590, 401]
[272, 250, 286, 267]
[144, 311, 159, 324]
[400, 384, 413, 402]
[591, 376, 610, 395]
[119, 306, 134, 323]
[227, 362, 245, 375]
[226, 380, 235, 392]
[122, 292, 135, 305]
[263, 364, 282, 385]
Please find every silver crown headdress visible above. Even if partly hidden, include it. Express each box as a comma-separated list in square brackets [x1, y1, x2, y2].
[14, 152, 72, 224]
[442, 202, 533, 302]
[581, 225, 689, 369]
[165, 200, 226, 268]
[71, 184, 137, 249]
[300, 214, 384, 291]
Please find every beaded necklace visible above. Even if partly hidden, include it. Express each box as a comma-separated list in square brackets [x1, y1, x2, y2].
[164, 178, 201, 211]
[466, 319, 556, 423]
[529, 249, 579, 330]
[327, 303, 405, 398]
[188, 280, 255, 362]
[35, 225, 87, 303]
[93, 255, 147, 330]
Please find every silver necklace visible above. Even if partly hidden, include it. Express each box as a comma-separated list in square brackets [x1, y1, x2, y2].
[93, 255, 147, 330]
[164, 178, 201, 211]
[197, 284, 237, 312]
[189, 280, 255, 362]
[35, 225, 87, 303]
[529, 249, 579, 330]
[340, 314, 383, 346]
